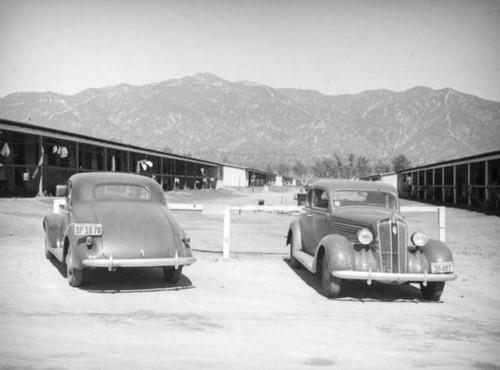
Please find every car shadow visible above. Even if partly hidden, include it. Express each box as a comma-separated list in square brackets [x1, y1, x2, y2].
[50, 259, 194, 293]
[283, 258, 439, 303]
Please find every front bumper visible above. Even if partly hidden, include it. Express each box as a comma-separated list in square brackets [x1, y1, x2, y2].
[82, 256, 196, 271]
[332, 270, 457, 285]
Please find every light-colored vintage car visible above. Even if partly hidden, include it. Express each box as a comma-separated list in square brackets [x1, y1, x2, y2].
[43, 172, 196, 287]
[287, 179, 457, 300]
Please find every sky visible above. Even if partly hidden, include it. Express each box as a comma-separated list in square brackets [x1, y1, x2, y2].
[1, 0, 499, 102]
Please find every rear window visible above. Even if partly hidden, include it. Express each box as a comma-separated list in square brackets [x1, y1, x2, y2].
[94, 184, 151, 201]
[332, 190, 397, 209]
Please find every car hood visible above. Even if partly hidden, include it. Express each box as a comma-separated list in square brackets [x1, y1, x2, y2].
[89, 201, 182, 259]
[332, 206, 403, 229]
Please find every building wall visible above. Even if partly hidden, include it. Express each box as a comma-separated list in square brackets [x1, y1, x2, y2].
[0, 121, 221, 196]
[360, 173, 397, 190]
[220, 166, 248, 188]
[379, 174, 398, 189]
[398, 151, 500, 215]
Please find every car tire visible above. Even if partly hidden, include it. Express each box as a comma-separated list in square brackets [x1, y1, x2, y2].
[66, 246, 84, 287]
[420, 281, 445, 301]
[163, 266, 183, 283]
[321, 256, 342, 298]
[289, 235, 301, 268]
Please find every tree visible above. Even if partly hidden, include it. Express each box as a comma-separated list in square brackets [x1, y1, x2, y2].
[277, 162, 290, 176]
[348, 154, 355, 178]
[265, 164, 276, 174]
[293, 160, 308, 178]
[334, 154, 345, 178]
[374, 160, 391, 174]
[392, 154, 412, 172]
[311, 157, 336, 178]
[356, 156, 371, 178]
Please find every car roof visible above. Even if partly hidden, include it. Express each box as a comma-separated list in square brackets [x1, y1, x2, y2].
[311, 179, 397, 194]
[70, 172, 157, 187]
[69, 172, 166, 204]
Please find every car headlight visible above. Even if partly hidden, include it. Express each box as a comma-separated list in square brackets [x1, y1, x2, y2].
[411, 231, 428, 247]
[357, 228, 373, 245]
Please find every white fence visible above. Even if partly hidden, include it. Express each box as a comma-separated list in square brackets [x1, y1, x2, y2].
[400, 206, 446, 243]
[169, 204, 446, 259]
[52, 200, 445, 258]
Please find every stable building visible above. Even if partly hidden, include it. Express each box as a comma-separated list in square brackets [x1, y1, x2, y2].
[0, 119, 221, 197]
[219, 164, 277, 188]
[398, 150, 500, 215]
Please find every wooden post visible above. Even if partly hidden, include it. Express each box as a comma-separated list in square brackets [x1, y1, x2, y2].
[38, 136, 44, 196]
[438, 206, 446, 243]
[485, 160, 489, 205]
[223, 205, 230, 259]
[453, 165, 457, 204]
[467, 163, 471, 207]
[442, 167, 445, 203]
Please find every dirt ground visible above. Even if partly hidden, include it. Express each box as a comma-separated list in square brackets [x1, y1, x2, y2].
[0, 187, 499, 369]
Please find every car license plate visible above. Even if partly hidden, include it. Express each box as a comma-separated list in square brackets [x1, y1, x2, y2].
[431, 261, 453, 273]
[74, 223, 102, 236]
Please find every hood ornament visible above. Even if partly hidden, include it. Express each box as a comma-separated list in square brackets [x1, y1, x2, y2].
[390, 212, 397, 235]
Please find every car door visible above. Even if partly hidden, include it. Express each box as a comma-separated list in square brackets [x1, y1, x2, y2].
[304, 187, 331, 255]
[62, 181, 75, 235]
[298, 189, 315, 253]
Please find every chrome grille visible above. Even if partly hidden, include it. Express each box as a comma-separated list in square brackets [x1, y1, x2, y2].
[377, 217, 408, 273]
[332, 222, 362, 235]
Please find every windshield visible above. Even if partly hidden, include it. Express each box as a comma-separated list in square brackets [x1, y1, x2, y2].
[332, 190, 397, 210]
[94, 184, 151, 201]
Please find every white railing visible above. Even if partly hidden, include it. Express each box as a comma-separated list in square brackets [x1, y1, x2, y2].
[400, 206, 446, 243]
[53, 199, 444, 259]
[169, 204, 445, 259]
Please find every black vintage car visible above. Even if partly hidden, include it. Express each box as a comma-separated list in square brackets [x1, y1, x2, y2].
[43, 172, 196, 287]
[287, 179, 457, 300]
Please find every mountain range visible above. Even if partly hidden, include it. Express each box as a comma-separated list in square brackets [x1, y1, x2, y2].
[1, 73, 499, 170]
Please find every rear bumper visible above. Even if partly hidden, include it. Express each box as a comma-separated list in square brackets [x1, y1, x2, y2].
[332, 270, 457, 285]
[82, 256, 196, 271]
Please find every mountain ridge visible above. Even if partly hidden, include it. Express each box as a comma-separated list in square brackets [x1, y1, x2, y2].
[1, 73, 499, 170]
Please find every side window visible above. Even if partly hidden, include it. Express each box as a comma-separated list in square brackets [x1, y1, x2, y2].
[312, 188, 329, 210]
[307, 189, 313, 207]
[65, 181, 72, 206]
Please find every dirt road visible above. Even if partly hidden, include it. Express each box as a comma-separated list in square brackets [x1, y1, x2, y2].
[0, 187, 499, 369]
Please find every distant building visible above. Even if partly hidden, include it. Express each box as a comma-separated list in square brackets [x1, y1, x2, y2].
[398, 151, 500, 215]
[219, 164, 248, 188]
[360, 172, 398, 189]
[0, 119, 279, 197]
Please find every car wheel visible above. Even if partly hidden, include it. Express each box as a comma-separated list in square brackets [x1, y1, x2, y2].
[66, 246, 84, 287]
[321, 256, 342, 298]
[420, 281, 445, 301]
[289, 235, 301, 268]
[163, 266, 183, 283]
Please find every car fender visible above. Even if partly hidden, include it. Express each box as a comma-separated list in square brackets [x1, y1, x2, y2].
[286, 219, 303, 252]
[177, 227, 194, 258]
[422, 239, 454, 264]
[43, 213, 65, 250]
[63, 224, 89, 269]
[314, 234, 355, 272]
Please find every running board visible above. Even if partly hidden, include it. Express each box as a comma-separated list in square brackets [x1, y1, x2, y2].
[294, 250, 316, 273]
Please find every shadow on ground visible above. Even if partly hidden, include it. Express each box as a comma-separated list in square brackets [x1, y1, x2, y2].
[283, 258, 439, 303]
[50, 258, 194, 293]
